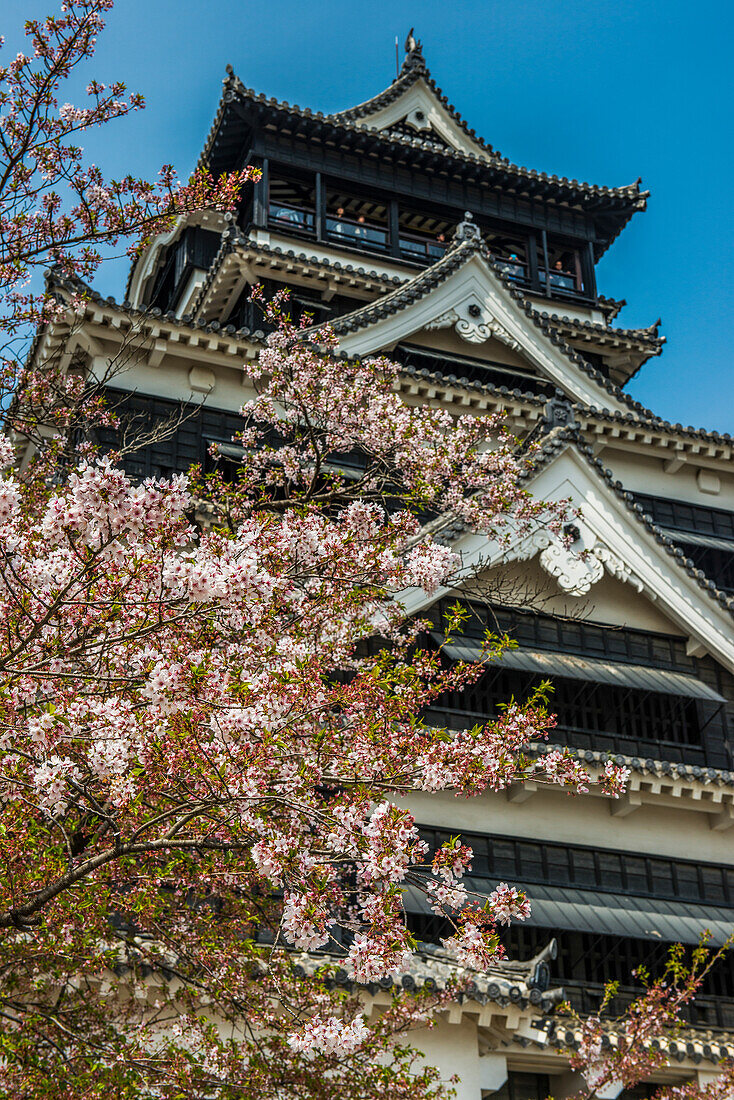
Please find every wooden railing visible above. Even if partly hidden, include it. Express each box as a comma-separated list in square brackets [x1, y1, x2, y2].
[325, 214, 389, 251]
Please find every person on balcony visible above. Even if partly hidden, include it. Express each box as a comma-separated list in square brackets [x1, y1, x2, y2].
[272, 201, 306, 228]
[332, 207, 348, 237]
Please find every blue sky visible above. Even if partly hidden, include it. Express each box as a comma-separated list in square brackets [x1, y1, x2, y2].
[5, 0, 733, 430]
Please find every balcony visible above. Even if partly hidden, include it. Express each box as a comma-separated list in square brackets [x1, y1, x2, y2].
[262, 184, 596, 302]
[266, 203, 451, 268]
[268, 201, 315, 236]
[397, 231, 447, 264]
[547, 266, 578, 292]
[422, 704, 724, 770]
[325, 213, 389, 253]
[495, 257, 528, 283]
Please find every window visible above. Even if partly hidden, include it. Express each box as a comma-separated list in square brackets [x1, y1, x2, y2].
[624, 857, 649, 894]
[96, 391, 246, 483]
[491, 1073, 550, 1100]
[570, 849, 596, 886]
[394, 344, 551, 396]
[148, 227, 219, 312]
[674, 864, 700, 900]
[700, 867, 726, 904]
[543, 240, 586, 294]
[517, 842, 543, 881]
[326, 190, 388, 253]
[633, 494, 734, 541]
[675, 544, 734, 592]
[546, 845, 571, 885]
[492, 840, 518, 878]
[397, 206, 452, 263]
[648, 859, 674, 896]
[418, 826, 734, 907]
[598, 851, 624, 891]
[469, 835, 490, 875]
[484, 229, 530, 285]
[268, 173, 315, 235]
[437, 665, 704, 752]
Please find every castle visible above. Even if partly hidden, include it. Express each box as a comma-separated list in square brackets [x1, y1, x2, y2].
[35, 32, 734, 1099]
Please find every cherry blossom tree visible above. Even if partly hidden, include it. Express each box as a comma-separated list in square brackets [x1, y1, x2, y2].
[0, 3, 731, 1097]
[564, 936, 734, 1100]
[0, 0, 250, 471]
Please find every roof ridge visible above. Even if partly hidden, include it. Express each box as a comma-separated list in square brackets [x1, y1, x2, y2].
[44, 270, 733, 448]
[301, 237, 645, 411]
[515, 417, 734, 615]
[44, 268, 271, 345]
[187, 225, 406, 321]
[539, 311, 665, 349]
[573, 401, 733, 445]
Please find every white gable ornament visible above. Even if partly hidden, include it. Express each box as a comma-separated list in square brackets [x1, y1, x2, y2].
[591, 544, 644, 593]
[501, 529, 643, 598]
[404, 107, 431, 133]
[424, 303, 521, 351]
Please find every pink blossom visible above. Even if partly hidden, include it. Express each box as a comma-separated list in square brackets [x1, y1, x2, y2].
[288, 1013, 370, 1056]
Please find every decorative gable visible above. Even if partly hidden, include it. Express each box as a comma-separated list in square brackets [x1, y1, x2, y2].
[317, 236, 630, 412]
[356, 78, 493, 160]
[400, 439, 734, 673]
[330, 34, 497, 162]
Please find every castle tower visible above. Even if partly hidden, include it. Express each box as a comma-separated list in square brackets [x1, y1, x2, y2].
[39, 32, 734, 1099]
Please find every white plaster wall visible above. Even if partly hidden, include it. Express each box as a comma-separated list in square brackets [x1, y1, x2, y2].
[91, 354, 255, 413]
[409, 327, 533, 370]
[473, 558, 685, 634]
[411, 1016, 482, 1100]
[599, 449, 734, 509]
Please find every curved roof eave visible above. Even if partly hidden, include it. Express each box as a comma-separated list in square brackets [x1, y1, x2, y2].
[196, 67, 647, 216]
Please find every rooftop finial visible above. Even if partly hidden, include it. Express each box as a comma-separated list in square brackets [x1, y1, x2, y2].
[452, 211, 482, 244]
[402, 27, 424, 70]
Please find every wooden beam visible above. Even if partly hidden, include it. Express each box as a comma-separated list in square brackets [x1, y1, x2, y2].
[609, 792, 642, 818]
[252, 157, 269, 228]
[709, 804, 734, 832]
[506, 781, 537, 804]
[315, 171, 325, 242]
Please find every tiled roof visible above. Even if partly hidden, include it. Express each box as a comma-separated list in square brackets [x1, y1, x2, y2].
[302, 237, 657, 415]
[43, 267, 734, 454]
[188, 226, 404, 320]
[291, 942, 562, 1013]
[532, 741, 734, 787]
[308, 237, 486, 337]
[44, 269, 271, 346]
[573, 402, 734, 447]
[539, 311, 665, 354]
[197, 68, 647, 214]
[549, 1020, 734, 1066]
[596, 294, 626, 320]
